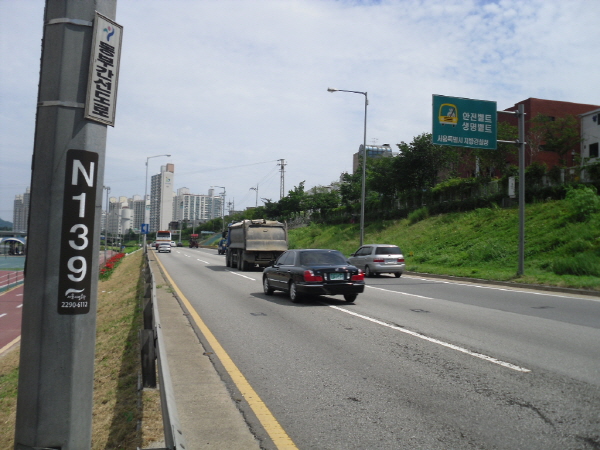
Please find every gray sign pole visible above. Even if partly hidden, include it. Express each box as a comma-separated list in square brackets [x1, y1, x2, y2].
[14, 1, 117, 449]
[517, 103, 526, 276]
[498, 104, 526, 276]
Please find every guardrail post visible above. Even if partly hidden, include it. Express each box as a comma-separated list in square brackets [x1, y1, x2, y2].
[140, 329, 157, 388]
[140, 256, 157, 388]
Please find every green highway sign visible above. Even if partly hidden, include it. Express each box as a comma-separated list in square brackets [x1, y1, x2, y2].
[432, 95, 497, 149]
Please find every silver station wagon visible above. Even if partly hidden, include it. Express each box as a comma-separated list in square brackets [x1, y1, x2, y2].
[348, 244, 405, 278]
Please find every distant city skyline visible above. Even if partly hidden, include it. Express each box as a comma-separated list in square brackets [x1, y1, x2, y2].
[3, 1, 598, 221]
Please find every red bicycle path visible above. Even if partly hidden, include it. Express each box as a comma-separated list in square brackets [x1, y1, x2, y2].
[0, 251, 116, 355]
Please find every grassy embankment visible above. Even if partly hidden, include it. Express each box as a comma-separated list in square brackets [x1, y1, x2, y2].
[0, 250, 164, 449]
[289, 197, 600, 291]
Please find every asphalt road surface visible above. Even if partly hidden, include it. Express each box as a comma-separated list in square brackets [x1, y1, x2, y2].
[156, 247, 600, 450]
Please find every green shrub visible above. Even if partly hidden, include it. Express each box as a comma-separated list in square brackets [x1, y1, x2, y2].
[565, 185, 600, 221]
[586, 162, 600, 181]
[552, 253, 600, 277]
[467, 239, 511, 262]
[526, 161, 547, 185]
[562, 238, 593, 254]
[408, 207, 429, 225]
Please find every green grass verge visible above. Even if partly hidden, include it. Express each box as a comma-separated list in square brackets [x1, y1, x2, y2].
[0, 251, 163, 448]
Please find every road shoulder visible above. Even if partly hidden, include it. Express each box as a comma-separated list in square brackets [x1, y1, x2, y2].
[149, 253, 261, 450]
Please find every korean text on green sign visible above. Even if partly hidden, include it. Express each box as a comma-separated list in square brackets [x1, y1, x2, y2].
[432, 95, 497, 150]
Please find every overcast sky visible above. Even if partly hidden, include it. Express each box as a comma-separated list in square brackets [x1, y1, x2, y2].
[1, 0, 599, 222]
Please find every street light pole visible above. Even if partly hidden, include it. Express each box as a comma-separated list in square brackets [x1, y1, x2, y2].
[144, 154, 171, 253]
[327, 87, 368, 245]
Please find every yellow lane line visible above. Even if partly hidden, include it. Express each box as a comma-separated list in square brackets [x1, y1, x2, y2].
[155, 256, 298, 449]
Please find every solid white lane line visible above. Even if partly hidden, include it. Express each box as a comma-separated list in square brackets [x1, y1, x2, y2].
[328, 305, 531, 373]
[405, 275, 597, 301]
[226, 270, 256, 281]
[367, 285, 435, 300]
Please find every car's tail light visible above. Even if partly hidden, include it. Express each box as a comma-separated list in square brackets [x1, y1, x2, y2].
[373, 258, 385, 263]
[351, 270, 365, 281]
[398, 258, 405, 263]
[303, 270, 323, 282]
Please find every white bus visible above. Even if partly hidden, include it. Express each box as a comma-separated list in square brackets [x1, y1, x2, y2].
[154, 230, 172, 249]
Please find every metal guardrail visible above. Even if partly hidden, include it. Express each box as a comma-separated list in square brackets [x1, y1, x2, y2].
[0, 271, 24, 294]
[140, 254, 185, 450]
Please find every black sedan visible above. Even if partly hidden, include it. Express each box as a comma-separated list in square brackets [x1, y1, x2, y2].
[262, 249, 365, 303]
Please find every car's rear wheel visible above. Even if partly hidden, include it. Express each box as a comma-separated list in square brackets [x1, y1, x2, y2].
[289, 282, 301, 303]
[263, 277, 274, 295]
[344, 294, 357, 302]
[394, 272, 401, 278]
[364, 266, 372, 278]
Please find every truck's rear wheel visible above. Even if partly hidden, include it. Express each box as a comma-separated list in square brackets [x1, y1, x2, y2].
[226, 252, 231, 267]
[237, 250, 245, 270]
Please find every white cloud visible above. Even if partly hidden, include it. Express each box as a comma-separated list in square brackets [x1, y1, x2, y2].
[1, 0, 599, 219]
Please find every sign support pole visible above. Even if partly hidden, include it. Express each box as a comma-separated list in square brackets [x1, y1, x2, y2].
[517, 103, 526, 276]
[498, 104, 526, 276]
[14, 1, 117, 449]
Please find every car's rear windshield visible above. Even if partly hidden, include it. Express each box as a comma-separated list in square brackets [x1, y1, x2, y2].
[300, 251, 347, 266]
[375, 246, 401, 255]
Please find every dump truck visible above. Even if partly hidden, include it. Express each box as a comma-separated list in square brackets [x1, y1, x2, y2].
[225, 219, 288, 271]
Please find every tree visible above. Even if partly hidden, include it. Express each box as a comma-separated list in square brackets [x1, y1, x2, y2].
[310, 188, 340, 214]
[278, 181, 306, 219]
[467, 121, 519, 177]
[339, 171, 361, 208]
[367, 156, 397, 200]
[394, 133, 458, 191]
[530, 114, 582, 166]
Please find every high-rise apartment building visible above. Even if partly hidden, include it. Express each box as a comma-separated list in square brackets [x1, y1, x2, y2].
[150, 163, 175, 232]
[13, 187, 30, 232]
[103, 195, 139, 238]
[174, 187, 224, 224]
[107, 197, 124, 235]
[129, 194, 145, 232]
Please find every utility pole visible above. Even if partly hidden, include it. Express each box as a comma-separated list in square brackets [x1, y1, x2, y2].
[278, 158, 286, 199]
[15, 2, 120, 449]
[250, 185, 259, 207]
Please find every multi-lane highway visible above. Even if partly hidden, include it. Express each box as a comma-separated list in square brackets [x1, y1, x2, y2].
[3, 245, 599, 448]
[155, 246, 600, 450]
